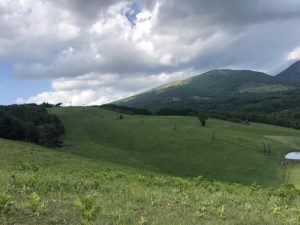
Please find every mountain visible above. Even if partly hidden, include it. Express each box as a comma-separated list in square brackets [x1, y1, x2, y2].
[116, 69, 293, 111]
[276, 60, 300, 83]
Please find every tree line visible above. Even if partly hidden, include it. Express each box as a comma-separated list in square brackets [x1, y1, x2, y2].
[155, 107, 300, 129]
[0, 104, 64, 147]
[100, 104, 152, 115]
[144, 89, 300, 129]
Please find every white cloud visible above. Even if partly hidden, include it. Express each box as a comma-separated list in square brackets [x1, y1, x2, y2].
[57, 21, 80, 40]
[287, 47, 300, 61]
[22, 68, 198, 105]
[26, 89, 127, 106]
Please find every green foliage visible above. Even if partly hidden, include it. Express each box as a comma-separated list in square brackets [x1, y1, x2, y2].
[15, 161, 40, 172]
[197, 113, 208, 126]
[100, 104, 151, 115]
[38, 124, 61, 148]
[24, 192, 46, 217]
[74, 196, 101, 222]
[0, 108, 300, 224]
[0, 104, 64, 147]
[0, 134, 300, 224]
[0, 193, 13, 215]
[270, 184, 300, 200]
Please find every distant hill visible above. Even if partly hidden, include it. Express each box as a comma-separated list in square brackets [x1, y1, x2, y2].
[116, 69, 294, 111]
[276, 61, 300, 83]
[115, 65, 300, 129]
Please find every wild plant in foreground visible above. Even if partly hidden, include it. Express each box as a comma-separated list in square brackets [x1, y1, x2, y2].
[24, 192, 46, 217]
[0, 193, 14, 224]
[74, 196, 101, 224]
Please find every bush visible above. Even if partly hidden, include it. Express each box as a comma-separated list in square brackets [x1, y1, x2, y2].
[74, 196, 101, 222]
[198, 113, 208, 126]
[24, 192, 46, 217]
[0, 193, 13, 216]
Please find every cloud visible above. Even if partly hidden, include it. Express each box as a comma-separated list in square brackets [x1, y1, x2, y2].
[287, 47, 300, 61]
[23, 69, 198, 105]
[0, 0, 299, 104]
[26, 89, 125, 106]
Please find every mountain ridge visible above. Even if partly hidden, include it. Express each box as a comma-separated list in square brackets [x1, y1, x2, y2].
[115, 65, 297, 111]
[276, 60, 300, 83]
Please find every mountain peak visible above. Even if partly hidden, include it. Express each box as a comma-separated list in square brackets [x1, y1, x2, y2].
[287, 60, 300, 71]
[277, 61, 300, 82]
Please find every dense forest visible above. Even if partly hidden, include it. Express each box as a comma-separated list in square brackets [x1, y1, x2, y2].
[104, 90, 300, 129]
[0, 104, 64, 147]
[155, 89, 300, 129]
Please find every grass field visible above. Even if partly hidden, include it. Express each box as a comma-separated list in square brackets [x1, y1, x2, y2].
[50, 107, 300, 186]
[288, 164, 300, 188]
[0, 107, 300, 224]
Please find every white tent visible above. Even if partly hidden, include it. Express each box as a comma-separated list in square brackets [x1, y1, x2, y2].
[285, 152, 300, 160]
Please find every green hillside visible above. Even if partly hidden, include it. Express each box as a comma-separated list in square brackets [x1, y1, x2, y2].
[115, 68, 300, 130]
[116, 69, 288, 110]
[276, 61, 300, 83]
[50, 107, 300, 186]
[1, 107, 300, 224]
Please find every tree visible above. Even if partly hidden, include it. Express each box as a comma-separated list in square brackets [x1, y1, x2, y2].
[0, 105, 64, 147]
[38, 124, 60, 148]
[197, 113, 208, 127]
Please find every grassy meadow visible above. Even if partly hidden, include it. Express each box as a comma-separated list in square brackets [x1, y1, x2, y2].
[51, 107, 300, 186]
[0, 107, 300, 224]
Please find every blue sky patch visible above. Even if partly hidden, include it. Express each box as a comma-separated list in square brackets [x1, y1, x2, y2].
[0, 63, 51, 105]
[123, 2, 142, 26]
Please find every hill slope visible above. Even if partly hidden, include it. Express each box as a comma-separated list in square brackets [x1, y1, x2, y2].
[276, 61, 300, 83]
[1, 107, 300, 224]
[50, 107, 299, 186]
[116, 69, 293, 111]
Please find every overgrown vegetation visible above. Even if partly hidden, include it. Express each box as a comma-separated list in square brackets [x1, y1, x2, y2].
[0, 104, 64, 147]
[0, 107, 299, 224]
[0, 136, 300, 224]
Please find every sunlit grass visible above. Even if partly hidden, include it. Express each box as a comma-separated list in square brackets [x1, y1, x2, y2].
[0, 107, 300, 224]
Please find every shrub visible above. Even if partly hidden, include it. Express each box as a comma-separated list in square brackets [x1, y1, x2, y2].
[24, 192, 46, 217]
[74, 196, 101, 222]
[0, 193, 13, 216]
[15, 161, 40, 172]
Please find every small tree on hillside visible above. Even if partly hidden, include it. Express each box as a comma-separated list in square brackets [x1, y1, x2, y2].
[197, 113, 208, 127]
[38, 124, 60, 148]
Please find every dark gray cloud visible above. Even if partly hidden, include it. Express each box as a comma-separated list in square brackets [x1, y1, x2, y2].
[158, 0, 300, 27]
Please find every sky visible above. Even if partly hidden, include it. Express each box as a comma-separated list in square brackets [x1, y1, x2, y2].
[1, 0, 300, 106]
